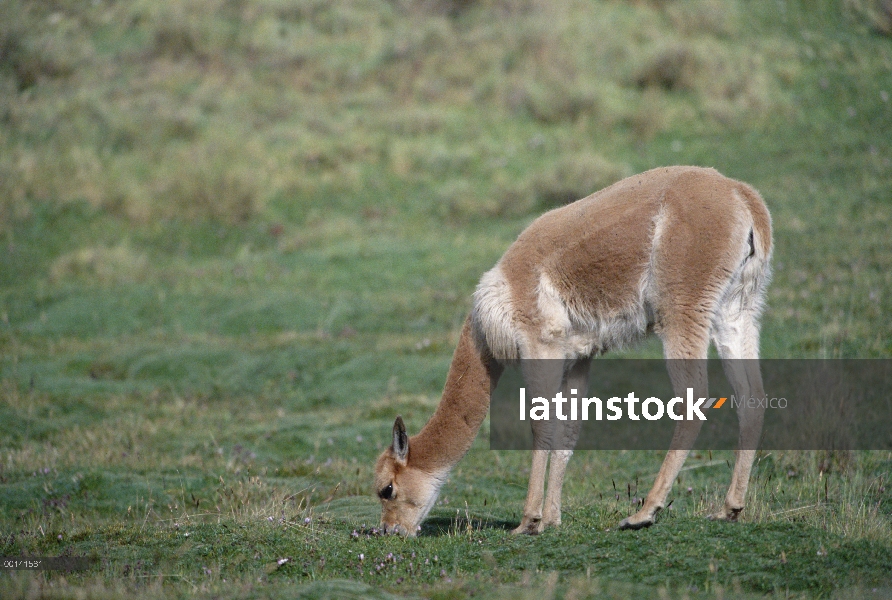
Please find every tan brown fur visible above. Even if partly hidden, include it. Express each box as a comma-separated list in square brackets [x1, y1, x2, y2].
[375, 166, 772, 536]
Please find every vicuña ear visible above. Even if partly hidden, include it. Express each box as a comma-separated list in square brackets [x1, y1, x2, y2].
[392, 415, 409, 462]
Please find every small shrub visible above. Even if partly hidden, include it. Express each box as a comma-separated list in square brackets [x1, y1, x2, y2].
[529, 153, 631, 209]
[0, 7, 86, 91]
[633, 44, 698, 92]
[513, 78, 603, 124]
[628, 89, 668, 141]
[151, 24, 199, 60]
[845, 0, 892, 35]
[397, 0, 478, 18]
[150, 141, 270, 224]
[434, 179, 505, 222]
[663, 0, 739, 38]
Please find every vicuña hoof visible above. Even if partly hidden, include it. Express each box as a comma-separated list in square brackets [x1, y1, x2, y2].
[618, 509, 657, 530]
[511, 517, 543, 535]
[618, 516, 653, 530]
[707, 507, 743, 522]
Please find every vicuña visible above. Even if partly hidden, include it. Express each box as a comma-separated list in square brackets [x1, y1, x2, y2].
[375, 166, 772, 535]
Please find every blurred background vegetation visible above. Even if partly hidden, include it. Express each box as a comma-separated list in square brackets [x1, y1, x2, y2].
[1, 0, 812, 223]
[2, 0, 890, 357]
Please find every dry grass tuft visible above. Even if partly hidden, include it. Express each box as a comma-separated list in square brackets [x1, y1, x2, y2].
[49, 244, 150, 284]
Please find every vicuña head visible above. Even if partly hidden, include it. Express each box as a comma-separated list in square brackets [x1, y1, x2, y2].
[374, 314, 495, 537]
[375, 166, 772, 536]
[374, 416, 443, 536]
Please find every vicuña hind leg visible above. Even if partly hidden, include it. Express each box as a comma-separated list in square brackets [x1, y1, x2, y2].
[619, 337, 709, 530]
[709, 308, 765, 522]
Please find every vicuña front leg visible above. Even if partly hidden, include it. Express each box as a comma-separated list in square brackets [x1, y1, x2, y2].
[512, 449, 548, 534]
[541, 358, 588, 528]
[513, 446, 576, 533]
[541, 449, 572, 528]
[512, 357, 566, 535]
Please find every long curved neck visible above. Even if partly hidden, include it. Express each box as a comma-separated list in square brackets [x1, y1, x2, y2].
[409, 317, 495, 473]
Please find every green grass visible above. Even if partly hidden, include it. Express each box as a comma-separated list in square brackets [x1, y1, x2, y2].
[2, 0, 892, 597]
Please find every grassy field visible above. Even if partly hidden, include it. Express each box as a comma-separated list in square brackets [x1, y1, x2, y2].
[1, 0, 891, 597]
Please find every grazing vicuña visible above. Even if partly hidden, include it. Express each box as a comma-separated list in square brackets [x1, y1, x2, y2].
[375, 166, 772, 535]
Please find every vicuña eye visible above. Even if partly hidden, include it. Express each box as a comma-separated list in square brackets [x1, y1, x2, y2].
[379, 483, 394, 500]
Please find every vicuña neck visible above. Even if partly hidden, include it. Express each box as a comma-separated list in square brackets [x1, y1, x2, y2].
[410, 317, 494, 473]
